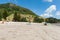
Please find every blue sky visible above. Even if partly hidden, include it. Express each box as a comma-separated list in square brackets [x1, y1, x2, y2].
[0, 0, 60, 19]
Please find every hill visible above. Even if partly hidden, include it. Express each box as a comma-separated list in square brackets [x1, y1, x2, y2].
[0, 3, 39, 22]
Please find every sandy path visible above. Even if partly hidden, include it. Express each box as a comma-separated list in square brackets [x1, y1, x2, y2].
[0, 22, 60, 40]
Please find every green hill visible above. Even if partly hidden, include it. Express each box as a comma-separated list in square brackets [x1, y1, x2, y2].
[0, 3, 39, 22]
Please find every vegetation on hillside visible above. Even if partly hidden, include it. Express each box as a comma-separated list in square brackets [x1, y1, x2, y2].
[0, 3, 38, 22]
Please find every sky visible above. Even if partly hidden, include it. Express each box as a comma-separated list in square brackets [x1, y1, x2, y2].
[0, 0, 60, 19]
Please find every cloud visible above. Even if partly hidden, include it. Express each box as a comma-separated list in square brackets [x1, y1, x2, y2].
[43, 0, 53, 2]
[40, 13, 53, 17]
[56, 11, 60, 16]
[45, 5, 56, 13]
[40, 5, 56, 17]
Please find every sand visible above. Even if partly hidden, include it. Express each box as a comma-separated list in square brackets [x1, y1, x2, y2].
[0, 22, 60, 40]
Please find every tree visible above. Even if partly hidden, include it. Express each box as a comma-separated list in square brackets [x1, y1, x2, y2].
[57, 19, 60, 23]
[13, 11, 21, 21]
[46, 17, 57, 23]
[20, 17, 27, 22]
[0, 13, 2, 21]
[33, 16, 44, 23]
[2, 10, 8, 20]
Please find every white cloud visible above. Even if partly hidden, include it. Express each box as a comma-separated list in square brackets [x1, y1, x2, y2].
[40, 13, 53, 17]
[45, 5, 56, 13]
[40, 5, 56, 17]
[56, 11, 60, 16]
[43, 0, 53, 2]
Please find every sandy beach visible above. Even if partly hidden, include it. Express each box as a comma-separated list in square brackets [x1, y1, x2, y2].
[0, 22, 60, 40]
